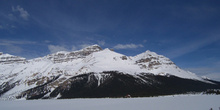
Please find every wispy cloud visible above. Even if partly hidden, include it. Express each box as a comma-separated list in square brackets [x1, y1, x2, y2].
[0, 5, 30, 30]
[4, 45, 23, 54]
[167, 35, 220, 58]
[185, 67, 215, 75]
[204, 73, 220, 81]
[0, 39, 36, 46]
[185, 67, 220, 81]
[185, 58, 220, 81]
[44, 40, 51, 43]
[0, 39, 36, 54]
[48, 45, 68, 53]
[97, 40, 105, 46]
[113, 44, 144, 50]
[79, 44, 92, 49]
[71, 46, 77, 51]
[12, 5, 30, 20]
[0, 23, 16, 30]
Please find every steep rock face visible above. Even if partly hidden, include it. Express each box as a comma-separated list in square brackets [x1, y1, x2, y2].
[0, 45, 219, 100]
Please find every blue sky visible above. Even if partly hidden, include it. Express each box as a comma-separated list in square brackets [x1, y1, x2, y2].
[0, 0, 220, 80]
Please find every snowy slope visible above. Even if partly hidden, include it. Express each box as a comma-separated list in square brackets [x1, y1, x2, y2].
[0, 45, 212, 99]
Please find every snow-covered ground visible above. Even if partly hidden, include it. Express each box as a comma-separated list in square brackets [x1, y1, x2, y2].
[0, 95, 219, 110]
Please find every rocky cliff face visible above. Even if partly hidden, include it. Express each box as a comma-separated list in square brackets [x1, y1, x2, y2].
[0, 45, 219, 100]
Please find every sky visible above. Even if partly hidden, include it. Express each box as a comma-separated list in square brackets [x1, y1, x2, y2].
[0, 0, 220, 81]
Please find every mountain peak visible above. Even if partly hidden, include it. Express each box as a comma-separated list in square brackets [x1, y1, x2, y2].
[133, 50, 160, 61]
[144, 50, 159, 56]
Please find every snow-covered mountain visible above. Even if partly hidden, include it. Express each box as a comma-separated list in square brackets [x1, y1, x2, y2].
[0, 45, 219, 100]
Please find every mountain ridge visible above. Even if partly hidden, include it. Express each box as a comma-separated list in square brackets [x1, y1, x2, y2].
[0, 45, 219, 100]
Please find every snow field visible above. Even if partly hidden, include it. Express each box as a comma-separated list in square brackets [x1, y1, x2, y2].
[0, 95, 219, 110]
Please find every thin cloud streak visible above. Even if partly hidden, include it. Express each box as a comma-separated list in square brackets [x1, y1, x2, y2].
[113, 44, 144, 50]
[12, 5, 30, 20]
[4, 45, 23, 54]
[97, 40, 105, 46]
[0, 39, 36, 54]
[167, 35, 220, 59]
[0, 39, 36, 46]
[186, 67, 220, 81]
[48, 45, 68, 53]
[204, 73, 220, 81]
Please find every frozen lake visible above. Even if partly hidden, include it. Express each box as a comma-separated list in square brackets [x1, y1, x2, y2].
[0, 95, 219, 110]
